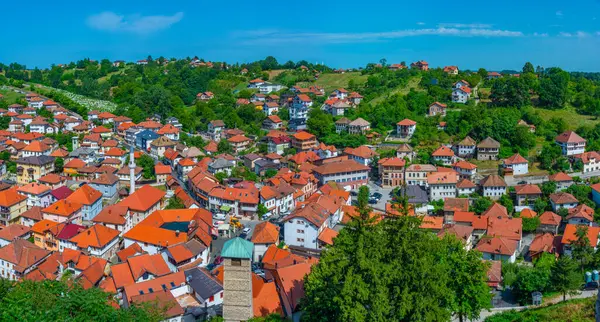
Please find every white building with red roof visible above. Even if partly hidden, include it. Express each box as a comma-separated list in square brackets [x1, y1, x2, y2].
[452, 86, 471, 103]
[555, 131, 586, 156]
[502, 153, 528, 175]
[573, 151, 600, 174]
[396, 119, 416, 138]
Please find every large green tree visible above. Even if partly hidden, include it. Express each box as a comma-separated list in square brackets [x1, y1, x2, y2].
[550, 256, 581, 301]
[539, 67, 570, 108]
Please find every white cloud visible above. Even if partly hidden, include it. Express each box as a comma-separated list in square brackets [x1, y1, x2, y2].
[556, 10, 563, 17]
[438, 23, 493, 28]
[86, 11, 183, 34]
[416, 22, 426, 26]
[533, 32, 549, 37]
[558, 31, 589, 38]
[232, 27, 524, 45]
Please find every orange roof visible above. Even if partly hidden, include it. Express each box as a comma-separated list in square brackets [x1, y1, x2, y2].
[127, 253, 171, 280]
[17, 182, 51, 195]
[70, 224, 120, 248]
[227, 134, 250, 143]
[116, 243, 145, 262]
[30, 219, 61, 234]
[562, 224, 600, 246]
[514, 184, 542, 195]
[111, 262, 136, 289]
[397, 118, 416, 126]
[549, 192, 578, 204]
[539, 211, 561, 226]
[427, 172, 457, 185]
[50, 148, 69, 158]
[555, 131, 586, 144]
[251, 222, 280, 244]
[64, 158, 86, 169]
[92, 205, 129, 225]
[453, 160, 477, 170]
[292, 131, 315, 141]
[317, 227, 338, 245]
[154, 164, 171, 175]
[118, 185, 165, 212]
[476, 237, 518, 256]
[91, 126, 111, 134]
[42, 200, 82, 217]
[519, 208, 537, 218]
[157, 124, 179, 135]
[0, 188, 27, 207]
[567, 204, 595, 222]
[344, 145, 377, 159]
[444, 198, 469, 212]
[66, 184, 102, 206]
[504, 153, 528, 165]
[487, 216, 522, 241]
[549, 172, 573, 182]
[432, 146, 455, 157]
[23, 141, 50, 152]
[252, 274, 283, 317]
[420, 216, 444, 230]
[529, 233, 556, 256]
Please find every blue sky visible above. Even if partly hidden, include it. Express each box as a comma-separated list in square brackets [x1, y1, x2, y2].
[2, 0, 600, 71]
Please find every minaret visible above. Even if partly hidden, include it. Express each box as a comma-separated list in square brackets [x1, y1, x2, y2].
[129, 145, 136, 195]
[222, 237, 254, 322]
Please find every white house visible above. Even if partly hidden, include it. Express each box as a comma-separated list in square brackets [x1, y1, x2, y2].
[283, 203, 331, 250]
[555, 131, 586, 156]
[480, 175, 507, 200]
[503, 153, 528, 175]
[550, 192, 579, 212]
[258, 82, 284, 94]
[396, 119, 416, 139]
[573, 151, 600, 173]
[456, 136, 477, 158]
[64, 224, 120, 260]
[452, 86, 471, 103]
[427, 172, 457, 201]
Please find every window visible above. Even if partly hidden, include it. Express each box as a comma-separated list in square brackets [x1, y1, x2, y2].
[297, 229, 304, 234]
[139, 290, 144, 295]
[231, 258, 242, 266]
[297, 238, 304, 242]
[220, 292, 223, 298]
[170, 282, 176, 288]
[209, 295, 214, 302]
[148, 288, 154, 293]
[162, 284, 167, 291]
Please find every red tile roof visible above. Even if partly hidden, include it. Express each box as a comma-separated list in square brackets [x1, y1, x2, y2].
[118, 185, 165, 212]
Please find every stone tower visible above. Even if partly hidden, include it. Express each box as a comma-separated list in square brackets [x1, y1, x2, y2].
[221, 237, 254, 322]
[129, 145, 136, 195]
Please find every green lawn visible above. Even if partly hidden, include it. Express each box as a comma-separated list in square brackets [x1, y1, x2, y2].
[485, 297, 595, 322]
[369, 76, 423, 105]
[0, 88, 25, 104]
[533, 107, 600, 130]
[313, 72, 369, 92]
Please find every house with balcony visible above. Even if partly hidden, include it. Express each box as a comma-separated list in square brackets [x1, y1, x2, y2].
[432, 146, 455, 166]
[514, 184, 542, 210]
[396, 119, 416, 138]
[480, 175, 507, 200]
[289, 94, 312, 131]
[502, 153, 529, 176]
[456, 136, 477, 158]
[477, 137, 500, 161]
[378, 157, 406, 187]
[16, 155, 55, 185]
[555, 131, 586, 156]
[428, 102, 447, 117]
[291, 131, 317, 152]
[0, 188, 28, 226]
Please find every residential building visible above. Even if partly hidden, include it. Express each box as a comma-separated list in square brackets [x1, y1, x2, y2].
[476, 237, 518, 263]
[17, 183, 52, 208]
[135, 130, 159, 151]
[456, 178, 477, 196]
[428, 102, 447, 117]
[428, 172, 458, 201]
[344, 145, 377, 166]
[444, 66, 459, 75]
[251, 222, 280, 262]
[149, 136, 176, 158]
[573, 151, 600, 173]
[549, 192, 579, 212]
[118, 185, 166, 228]
[283, 203, 332, 250]
[538, 211, 562, 234]
[562, 224, 600, 256]
[396, 143, 415, 161]
[348, 118, 370, 135]
[291, 131, 317, 152]
[405, 164, 437, 186]
[452, 160, 477, 180]
[410, 60, 429, 70]
[335, 117, 350, 134]
[260, 184, 296, 218]
[64, 224, 120, 260]
[514, 184, 542, 209]
[550, 172, 574, 191]
[15, 155, 54, 185]
[452, 86, 471, 103]
[502, 153, 529, 176]
[555, 131, 586, 156]
[432, 146, 455, 166]
[480, 175, 507, 200]
[89, 173, 119, 200]
[312, 160, 370, 189]
[289, 94, 312, 131]
[227, 135, 251, 153]
[66, 184, 103, 221]
[42, 200, 83, 224]
[396, 119, 416, 138]
[0, 240, 50, 281]
[262, 115, 283, 130]
[477, 137, 500, 161]
[566, 204, 594, 226]
[0, 188, 28, 225]
[378, 157, 406, 187]
[456, 136, 477, 158]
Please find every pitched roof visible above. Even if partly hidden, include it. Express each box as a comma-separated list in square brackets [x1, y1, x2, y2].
[0, 224, 31, 241]
[514, 184, 542, 195]
[292, 131, 315, 141]
[504, 153, 528, 165]
[397, 118, 416, 126]
[427, 172, 457, 185]
[549, 172, 573, 182]
[476, 237, 518, 256]
[0, 188, 27, 207]
[66, 184, 102, 206]
[42, 199, 82, 217]
[317, 227, 338, 245]
[555, 131, 586, 144]
[567, 204, 595, 222]
[23, 141, 50, 152]
[312, 160, 369, 176]
[344, 145, 377, 159]
[562, 224, 600, 246]
[457, 178, 476, 189]
[221, 237, 253, 259]
[480, 175, 506, 187]
[539, 211, 561, 226]
[118, 185, 165, 212]
[519, 208, 537, 218]
[549, 192, 578, 204]
[0, 239, 50, 273]
[443, 198, 469, 212]
[432, 146, 455, 157]
[92, 205, 129, 225]
[529, 233, 557, 256]
[70, 224, 120, 248]
[453, 160, 477, 170]
[477, 137, 500, 149]
[251, 222, 280, 244]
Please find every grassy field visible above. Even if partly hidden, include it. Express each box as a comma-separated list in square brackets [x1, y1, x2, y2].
[266, 69, 288, 80]
[485, 297, 595, 322]
[0, 88, 25, 104]
[313, 72, 369, 92]
[533, 107, 600, 130]
[369, 76, 423, 105]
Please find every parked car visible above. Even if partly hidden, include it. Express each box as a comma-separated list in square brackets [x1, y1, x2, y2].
[213, 256, 223, 265]
[242, 227, 251, 234]
[213, 213, 226, 220]
[368, 198, 378, 204]
[372, 192, 383, 200]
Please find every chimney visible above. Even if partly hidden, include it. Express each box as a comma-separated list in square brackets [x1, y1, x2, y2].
[175, 230, 180, 237]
